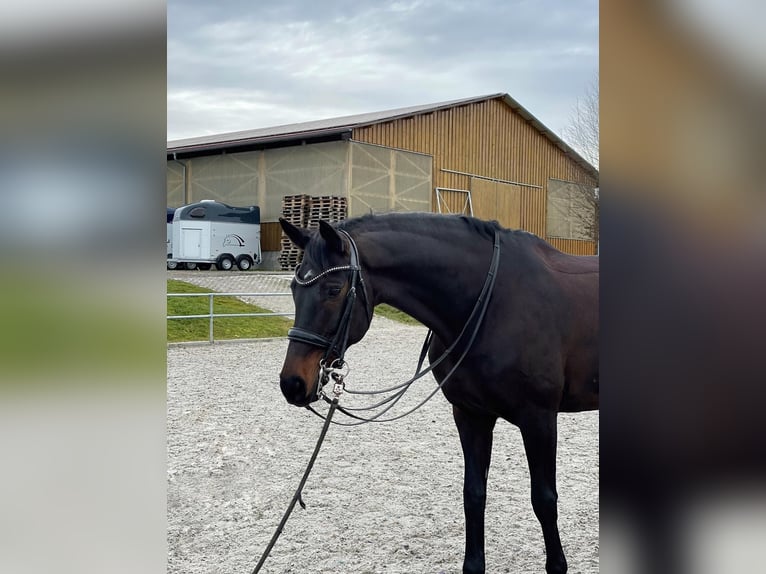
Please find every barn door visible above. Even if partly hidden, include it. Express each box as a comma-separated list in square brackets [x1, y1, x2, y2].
[470, 178, 521, 228]
[495, 181, 521, 229]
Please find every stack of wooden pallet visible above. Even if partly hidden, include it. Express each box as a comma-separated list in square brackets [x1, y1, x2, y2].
[306, 196, 348, 229]
[279, 195, 310, 271]
[279, 195, 349, 270]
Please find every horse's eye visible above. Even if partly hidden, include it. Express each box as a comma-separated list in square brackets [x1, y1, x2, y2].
[328, 287, 342, 298]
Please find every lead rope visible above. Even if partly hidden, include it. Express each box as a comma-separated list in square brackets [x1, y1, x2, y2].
[250, 389, 342, 574]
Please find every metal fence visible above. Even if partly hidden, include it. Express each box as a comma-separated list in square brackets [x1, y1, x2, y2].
[167, 292, 293, 343]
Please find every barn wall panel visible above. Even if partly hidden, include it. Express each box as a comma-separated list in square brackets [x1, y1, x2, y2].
[546, 237, 597, 256]
[166, 161, 185, 207]
[495, 181, 521, 229]
[186, 151, 260, 207]
[352, 97, 597, 240]
[470, 178, 497, 221]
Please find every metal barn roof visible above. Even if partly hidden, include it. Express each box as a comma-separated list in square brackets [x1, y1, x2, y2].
[167, 93, 598, 180]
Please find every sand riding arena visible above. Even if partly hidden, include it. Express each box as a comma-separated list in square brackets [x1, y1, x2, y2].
[167, 272, 598, 574]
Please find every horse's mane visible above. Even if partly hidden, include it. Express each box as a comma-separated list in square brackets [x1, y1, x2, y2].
[337, 211, 550, 247]
[305, 211, 594, 277]
[303, 213, 501, 267]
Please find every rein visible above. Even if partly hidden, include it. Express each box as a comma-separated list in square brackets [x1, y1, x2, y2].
[250, 228, 501, 572]
[250, 394, 340, 574]
[303, 230, 502, 425]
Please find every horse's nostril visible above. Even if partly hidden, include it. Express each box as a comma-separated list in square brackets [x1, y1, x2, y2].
[280, 375, 306, 405]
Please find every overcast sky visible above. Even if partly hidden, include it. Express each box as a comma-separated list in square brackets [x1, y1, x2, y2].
[167, 0, 598, 144]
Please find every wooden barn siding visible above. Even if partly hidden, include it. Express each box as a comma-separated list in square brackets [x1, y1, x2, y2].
[261, 222, 282, 252]
[352, 99, 597, 255]
[546, 237, 597, 256]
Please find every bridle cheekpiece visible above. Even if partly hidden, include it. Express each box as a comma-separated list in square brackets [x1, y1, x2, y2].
[287, 228, 372, 400]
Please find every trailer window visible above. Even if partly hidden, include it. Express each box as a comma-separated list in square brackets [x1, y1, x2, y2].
[189, 207, 206, 218]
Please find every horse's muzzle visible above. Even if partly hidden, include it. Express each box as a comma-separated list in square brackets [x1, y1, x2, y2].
[279, 374, 317, 406]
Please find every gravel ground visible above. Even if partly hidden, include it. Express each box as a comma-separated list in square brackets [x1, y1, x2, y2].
[167, 272, 599, 574]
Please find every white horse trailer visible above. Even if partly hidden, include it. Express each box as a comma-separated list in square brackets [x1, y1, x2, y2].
[167, 201, 261, 271]
[166, 208, 178, 269]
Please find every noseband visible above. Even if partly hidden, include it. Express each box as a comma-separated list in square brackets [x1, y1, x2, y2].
[287, 229, 373, 394]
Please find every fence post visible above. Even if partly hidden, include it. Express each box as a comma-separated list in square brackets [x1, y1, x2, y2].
[209, 293, 214, 343]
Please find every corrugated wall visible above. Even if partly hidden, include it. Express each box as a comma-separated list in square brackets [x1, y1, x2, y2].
[352, 98, 598, 255]
[546, 238, 598, 256]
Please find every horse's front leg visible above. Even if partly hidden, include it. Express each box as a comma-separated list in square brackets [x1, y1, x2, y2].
[518, 406, 567, 574]
[453, 405, 497, 574]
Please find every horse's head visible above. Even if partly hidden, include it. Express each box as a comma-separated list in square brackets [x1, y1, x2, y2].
[278, 218, 373, 406]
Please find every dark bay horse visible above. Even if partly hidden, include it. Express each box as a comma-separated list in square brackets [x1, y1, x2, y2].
[278, 212, 598, 574]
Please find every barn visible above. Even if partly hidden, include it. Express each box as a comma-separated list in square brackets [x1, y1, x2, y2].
[167, 93, 598, 269]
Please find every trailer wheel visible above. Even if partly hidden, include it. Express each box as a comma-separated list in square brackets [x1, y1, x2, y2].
[236, 255, 253, 271]
[198, 263, 211, 270]
[216, 255, 234, 271]
[185, 262, 197, 270]
[167, 261, 178, 270]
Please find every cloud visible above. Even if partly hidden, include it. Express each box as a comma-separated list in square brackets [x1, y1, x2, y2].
[168, 0, 598, 140]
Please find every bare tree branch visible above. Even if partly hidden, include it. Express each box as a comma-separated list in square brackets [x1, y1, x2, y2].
[570, 182, 599, 245]
[560, 74, 599, 246]
[565, 73, 599, 169]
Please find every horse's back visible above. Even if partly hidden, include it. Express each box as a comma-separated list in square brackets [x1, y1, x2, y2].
[536, 242, 599, 275]
[433, 229, 599, 415]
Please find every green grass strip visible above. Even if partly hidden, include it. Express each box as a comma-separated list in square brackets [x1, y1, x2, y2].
[167, 280, 421, 343]
[167, 279, 293, 342]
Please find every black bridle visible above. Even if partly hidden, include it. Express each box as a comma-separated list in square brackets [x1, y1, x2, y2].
[287, 229, 373, 396]
[287, 226, 502, 418]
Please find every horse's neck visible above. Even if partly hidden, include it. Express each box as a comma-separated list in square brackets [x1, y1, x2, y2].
[358, 227, 494, 340]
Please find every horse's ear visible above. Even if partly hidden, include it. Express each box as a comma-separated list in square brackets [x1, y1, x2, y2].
[319, 220, 345, 254]
[279, 218, 310, 250]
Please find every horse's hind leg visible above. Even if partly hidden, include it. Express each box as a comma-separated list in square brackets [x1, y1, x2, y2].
[519, 407, 567, 574]
[453, 405, 496, 574]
